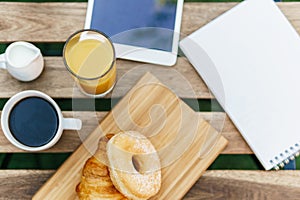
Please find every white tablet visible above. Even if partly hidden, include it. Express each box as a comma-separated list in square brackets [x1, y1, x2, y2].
[85, 0, 184, 66]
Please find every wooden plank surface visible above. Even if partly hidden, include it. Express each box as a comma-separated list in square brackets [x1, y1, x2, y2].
[0, 3, 300, 42]
[0, 3, 299, 98]
[1, 170, 299, 200]
[186, 170, 300, 200]
[0, 2, 86, 42]
[0, 111, 248, 154]
[33, 73, 228, 200]
[0, 2, 297, 199]
[0, 57, 212, 99]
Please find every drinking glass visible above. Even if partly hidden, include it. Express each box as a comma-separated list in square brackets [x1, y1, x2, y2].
[63, 29, 116, 97]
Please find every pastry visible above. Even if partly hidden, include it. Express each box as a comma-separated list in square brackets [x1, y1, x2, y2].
[107, 131, 161, 200]
[77, 132, 161, 200]
[76, 134, 127, 200]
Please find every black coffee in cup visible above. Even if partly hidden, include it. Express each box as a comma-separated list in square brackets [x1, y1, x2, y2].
[8, 97, 59, 147]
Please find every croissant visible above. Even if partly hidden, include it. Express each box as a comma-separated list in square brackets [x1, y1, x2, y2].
[76, 135, 127, 200]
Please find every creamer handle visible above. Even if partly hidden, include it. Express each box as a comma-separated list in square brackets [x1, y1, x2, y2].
[0, 53, 6, 69]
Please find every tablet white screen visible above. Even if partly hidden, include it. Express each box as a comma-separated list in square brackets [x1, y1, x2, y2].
[89, 0, 177, 52]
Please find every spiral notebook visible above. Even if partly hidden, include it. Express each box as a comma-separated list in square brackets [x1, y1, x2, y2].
[180, 0, 300, 170]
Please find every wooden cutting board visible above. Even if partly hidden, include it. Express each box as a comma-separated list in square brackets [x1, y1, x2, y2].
[33, 73, 228, 200]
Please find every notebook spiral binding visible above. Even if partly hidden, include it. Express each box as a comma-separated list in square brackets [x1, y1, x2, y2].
[270, 143, 300, 170]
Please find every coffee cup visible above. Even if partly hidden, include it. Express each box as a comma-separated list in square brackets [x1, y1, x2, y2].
[0, 41, 44, 81]
[1, 90, 82, 151]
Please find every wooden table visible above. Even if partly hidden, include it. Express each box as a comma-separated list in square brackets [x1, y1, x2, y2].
[0, 2, 300, 199]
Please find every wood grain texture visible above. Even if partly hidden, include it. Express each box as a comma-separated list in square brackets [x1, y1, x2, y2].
[0, 57, 211, 98]
[0, 2, 299, 99]
[0, 2, 86, 42]
[0, 111, 249, 154]
[0, 3, 300, 42]
[33, 73, 228, 200]
[0, 2, 297, 200]
[185, 170, 300, 200]
[0, 170, 55, 200]
[1, 170, 300, 200]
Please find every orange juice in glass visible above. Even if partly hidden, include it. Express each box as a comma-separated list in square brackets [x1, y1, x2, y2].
[63, 30, 116, 97]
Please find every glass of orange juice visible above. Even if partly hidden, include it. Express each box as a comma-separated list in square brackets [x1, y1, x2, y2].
[63, 29, 116, 97]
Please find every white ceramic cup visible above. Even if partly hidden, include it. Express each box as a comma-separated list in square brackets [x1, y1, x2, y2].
[0, 41, 44, 81]
[1, 90, 82, 151]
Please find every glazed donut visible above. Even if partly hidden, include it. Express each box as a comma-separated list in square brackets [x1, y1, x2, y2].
[107, 131, 161, 200]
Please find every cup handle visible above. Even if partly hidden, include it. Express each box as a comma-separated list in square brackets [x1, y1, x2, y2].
[0, 53, 6, 69]
[62, 118, 82, 130]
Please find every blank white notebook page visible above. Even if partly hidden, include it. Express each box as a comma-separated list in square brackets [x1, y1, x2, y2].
[180, 0, 300, 170]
